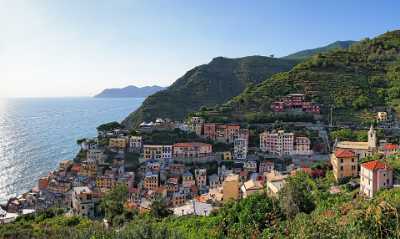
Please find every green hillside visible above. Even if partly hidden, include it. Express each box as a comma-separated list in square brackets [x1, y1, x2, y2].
[199, 31, 400, 126]
[284, 40, 356, 60]
[122, 56, 298, 129]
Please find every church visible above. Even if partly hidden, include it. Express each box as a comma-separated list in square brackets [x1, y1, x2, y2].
[333, 125, 377, 159]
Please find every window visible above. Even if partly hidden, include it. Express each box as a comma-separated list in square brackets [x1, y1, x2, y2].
[340, 159, 343, 163]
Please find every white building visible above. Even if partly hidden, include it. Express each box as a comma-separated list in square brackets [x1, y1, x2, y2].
[87, 149, 105, 164]
[195, 169, 207, 188]
[260, 130, 294, 156]
[129, 136, 142, 151]
[72, 187, 95, 218]
[360, 160, 393, 198]
[234, 138, 248, 160]
[173, 200, 214, 216]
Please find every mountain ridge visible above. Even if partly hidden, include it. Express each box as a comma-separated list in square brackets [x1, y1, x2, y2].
[94, 85, 165, 98]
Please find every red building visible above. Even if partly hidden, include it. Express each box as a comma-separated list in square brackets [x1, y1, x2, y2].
[271, 93, 320, 114]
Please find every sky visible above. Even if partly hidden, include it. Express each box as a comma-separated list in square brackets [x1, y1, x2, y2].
[0, 0, 399, 97]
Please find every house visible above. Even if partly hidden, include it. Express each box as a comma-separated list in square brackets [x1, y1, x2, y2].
[260, 130, 294, 156]
[48, 179, 71, 193]
[189, 117, 204, 136]
[173, 200, 214, 216]
[72, 186, 96, 218]
[128, 187, 141, 203]
[143, 172, 159, 191]
[294, 137, 312, 155]
[182, 171, 195, 188]
[360, 160, 393, 198]
[195, 169, 207, 188]
[208, 174, 220, 189]
[96, 175, 116, 191]
[234, 138, 248, 160]
[259, 161, 274, 174]
[173, 142, 212, 160]
[79, 160, 97, 178]
[377, 112, 388, 122]
[265, 171, 288, 196]
[109, 138, 128, 150]
[222, 174, 240, 202]
[143, 145, 173, 161]
[331, 149, 358, 181]
[334, 125, 377, 159]
[171, 191, 186, 207]
[168, 163, 185, 175]
[129, 136, 142, 152]
[203, 123, 216, 140]
[243, 161, 257, 173]
[383, 143, 399, 156]
[222, 151, 232, 160]
[38, 176, 49, 190]
[271, 93, 320, 113]
[87, 149, 105, 164]
[241, 180, 264, 198]
[59, 160, 73, 171]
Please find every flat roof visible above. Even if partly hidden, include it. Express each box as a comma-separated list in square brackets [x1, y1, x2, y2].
[336, 141, 369, 150]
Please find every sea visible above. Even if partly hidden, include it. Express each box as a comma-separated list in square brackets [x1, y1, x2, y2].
[0, 97, 144, 203]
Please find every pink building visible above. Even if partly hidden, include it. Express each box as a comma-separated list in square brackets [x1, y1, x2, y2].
[383, 143, 399, 156]
[294, 137, 312, 154]
[173, 142, 212, 158]
[260, 130, 294, 156]
[360, 160, 393, 198]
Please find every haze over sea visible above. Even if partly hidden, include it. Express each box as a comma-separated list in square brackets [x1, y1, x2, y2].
[0, 97, 143, 203]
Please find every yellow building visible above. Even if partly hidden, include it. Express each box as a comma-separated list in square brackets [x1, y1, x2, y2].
[96, 176, 116, 190]
[143, 145, 172, 160]
[222, 151, 232, 160]
[222, 174, 240, 202]
[79, 161, 97, 178]
[109, 138, 128, 149]
[59, 160, 73, 171]
[331, 149, 358, 181]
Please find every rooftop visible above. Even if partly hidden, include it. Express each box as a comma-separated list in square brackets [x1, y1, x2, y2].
[336, 141, 369, 150]
[335, 149, 355, 158]
[361, 160, 390, 171]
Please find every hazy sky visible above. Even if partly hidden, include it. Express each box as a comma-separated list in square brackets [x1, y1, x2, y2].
[1, 0, 399, 97]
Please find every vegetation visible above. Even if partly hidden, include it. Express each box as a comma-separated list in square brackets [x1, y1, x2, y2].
[122, 56, 299, 128]
[283, 40, 356, 60]
[97, 121, 122, 132]
[199, 30, 400, 125]
[3, 172, 400, 238]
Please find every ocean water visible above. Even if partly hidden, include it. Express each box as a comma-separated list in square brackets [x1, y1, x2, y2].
[0, 97, 143, 203]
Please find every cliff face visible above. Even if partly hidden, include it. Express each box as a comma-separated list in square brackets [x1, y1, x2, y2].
[122, 56, 299, 129]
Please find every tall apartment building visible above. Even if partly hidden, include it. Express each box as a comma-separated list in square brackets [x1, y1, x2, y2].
[260, 130, 294, 156]
[234, 138, 248, 160]
[173, 142, 212, 159]
[129, 136, 142, 151]
[72, 187, 96, 218]
[143, 145, 173, 160]
[189, 117, 205, 136]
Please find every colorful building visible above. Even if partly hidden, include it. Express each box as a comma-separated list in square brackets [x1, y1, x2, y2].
[330, 149, 358, 181]
[360, 160, 393, 198]
[271, 93, 320, 114]
[260, 130, 294, 156]
[222, 174, 240, 202]
[173, 142, 212, 159]
[143, 145, 173, 160]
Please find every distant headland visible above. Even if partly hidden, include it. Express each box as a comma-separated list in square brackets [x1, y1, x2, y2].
[94, 85, 166, 98]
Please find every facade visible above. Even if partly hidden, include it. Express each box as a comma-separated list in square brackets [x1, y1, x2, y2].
[87, 149, 105, 164]
[79, 160, 97, 178]
[38, 177, 49, 190]
[383, 143, 399, 156]
[173, 142, 212, 159]
[129, 136, 142, 151]
[96, 175, 116, 191]
[195, 169, 207, 187]
[259, 161, 274, 174]
[109, 138, 128, 149]
[335, 125, 377, 159]
[182, 171, 195, 188]
[222, 151, 232, 160]
[72, 186, 95, 218]
[143, 172, 159, 191]
[189, 117, 204, 136]
[143, 145, 173, 160]
[234, 138, 248, 160]
[260, 130, 294, 156]
[360, 160, 393, 198]
[203, 123, 216, 141]
[331, 149, 358, 181]
[59, 160, 73, 171]
[243, 161, 257, 173]
[271, 93, 320, 114]
[208, 174, 220, 189]
[222, 174, 240, 202]
[241, 180, 263, 198]
[294, 137, 312, 154]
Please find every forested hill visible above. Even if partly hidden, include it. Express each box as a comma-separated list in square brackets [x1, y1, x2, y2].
[283, 40, 356, 60]
[94, 85, 165, 98]
[122, 56, 298, 129]
[201, 30, 400, 125]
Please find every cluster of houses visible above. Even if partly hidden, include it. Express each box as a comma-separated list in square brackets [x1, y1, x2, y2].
[2, 110, 399, 223]
[331, 125, 399, 197]
[271, 93, 320, 114]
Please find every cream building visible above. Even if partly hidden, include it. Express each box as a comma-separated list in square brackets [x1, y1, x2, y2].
[222, 174, 240, 202]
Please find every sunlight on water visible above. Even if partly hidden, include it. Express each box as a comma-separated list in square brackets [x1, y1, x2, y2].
[0, 97, 143, 203]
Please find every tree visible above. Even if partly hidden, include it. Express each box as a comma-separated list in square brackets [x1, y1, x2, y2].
[150, 197, 172, 218]
[97, 121, 121, 132]
[100, 184, 129, 224]
[278, 172, 316, 219]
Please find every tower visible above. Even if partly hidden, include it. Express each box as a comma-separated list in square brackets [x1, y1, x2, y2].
[368, 124, 377, 150]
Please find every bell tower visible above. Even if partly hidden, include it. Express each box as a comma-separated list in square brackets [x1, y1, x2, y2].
[368, 124, 377, 150]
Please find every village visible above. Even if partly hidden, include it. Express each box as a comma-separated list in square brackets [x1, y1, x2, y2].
[1, 93, 400, 224]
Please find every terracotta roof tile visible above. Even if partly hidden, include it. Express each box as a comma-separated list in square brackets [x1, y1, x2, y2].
[335, 149, 355, 158]
[361, 160, 390, 171]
